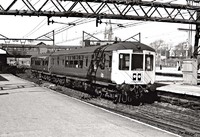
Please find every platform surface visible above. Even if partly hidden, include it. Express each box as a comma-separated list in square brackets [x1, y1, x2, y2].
[155, 67, 200, 97]
[0, 74, 179, 137]
[156, 83, 200, 97]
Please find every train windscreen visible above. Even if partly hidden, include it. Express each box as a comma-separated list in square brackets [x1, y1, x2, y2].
[131, 54, 143, 70]
[145, 55, 153, 71]
[119, 54, 130, 70]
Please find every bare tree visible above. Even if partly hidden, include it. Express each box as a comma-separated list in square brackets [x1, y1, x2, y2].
[150, 39, 168, 67]
[150, 39, 165, 52]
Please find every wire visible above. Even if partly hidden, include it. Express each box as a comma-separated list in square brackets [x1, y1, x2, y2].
[56, 21, 146, 44]
[23, 19, 46, 38]
[24, 1, 190, 43]
[23, 1, 71, 38]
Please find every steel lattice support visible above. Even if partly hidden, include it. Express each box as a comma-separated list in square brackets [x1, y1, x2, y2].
[194, 12, 200, 58]
[0, 0, 200, 24]
[1, 0, 200, 56]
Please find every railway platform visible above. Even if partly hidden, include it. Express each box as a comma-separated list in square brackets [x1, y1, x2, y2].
[155, 67, 200, 97]
[156, 83, 200, 97]
[0, 74, 180, 137]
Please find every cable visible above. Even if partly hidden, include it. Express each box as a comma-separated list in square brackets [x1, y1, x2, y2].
[25, 1, 189, 43]
[56, 21, 146, 44]
[23, 1, 71, 38]
[24, 19, 46, 38]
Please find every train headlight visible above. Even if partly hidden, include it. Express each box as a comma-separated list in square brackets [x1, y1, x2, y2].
[138, 73, 141, 81]
[133, 73, 136, 80]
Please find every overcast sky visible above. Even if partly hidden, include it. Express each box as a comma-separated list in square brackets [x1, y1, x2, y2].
[0, 0, 197, 47]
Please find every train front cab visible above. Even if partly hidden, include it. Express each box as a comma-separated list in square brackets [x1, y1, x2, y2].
[111, 49, 156, 91]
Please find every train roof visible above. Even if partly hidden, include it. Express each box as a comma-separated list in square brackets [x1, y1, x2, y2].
[0, 49, 6, 54]
[51, 42, 155, 56]
[31, 53, 51, 59]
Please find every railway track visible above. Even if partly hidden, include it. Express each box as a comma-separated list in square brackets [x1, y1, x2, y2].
[136, 106, 200, 133]
[87, 97, 200, 137]
[157, 91, 200, 110]
[151, 103, 200, 120]
[48, 84, 200, 137]
[16, 73, 200, 137]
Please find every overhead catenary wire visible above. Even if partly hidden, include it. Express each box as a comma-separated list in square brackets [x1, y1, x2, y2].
[48, 1, 191, 43]
[56, 21, 146, 44]
[24, 2, 97, 39]
[23, 0, 191, 44]
[23, 1, 71, 38]
[23, 2, 140, 38]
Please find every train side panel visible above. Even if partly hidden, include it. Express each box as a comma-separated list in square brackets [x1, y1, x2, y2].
[93, 52, 112, 83]
[31, 57, 49, 72]
[50, 52, 112, 82]
[31, 42, 157, 104]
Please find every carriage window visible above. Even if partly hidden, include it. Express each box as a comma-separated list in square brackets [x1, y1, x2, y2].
[109, 56, 112, 68]
[119, 54, 130, 70]
[74, 60, 78, 68]
[51, 58, 54, 65]
[69, 61, 73, 67]
[31, 59, 34, 65]
[42, 61, 45, 66]
[62, 59, 65, 66]
[132, 54, 143, 70]
[65, 60, 69, 67]
[145, 55, 153, 71]
[35, 60, 41, 65]
[79, 60, 83, 68]
[86, 57, 88, 67]
[45, 60, 48, 66]
[57, 57, 59, 65]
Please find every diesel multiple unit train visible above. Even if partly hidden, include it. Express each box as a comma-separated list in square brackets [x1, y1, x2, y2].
[31, 41, 157, 104]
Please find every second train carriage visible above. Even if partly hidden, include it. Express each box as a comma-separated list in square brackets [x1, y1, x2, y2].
[31, 42, 157, 104]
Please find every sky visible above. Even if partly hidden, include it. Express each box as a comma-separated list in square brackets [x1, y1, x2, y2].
[0, 0, 198, 48]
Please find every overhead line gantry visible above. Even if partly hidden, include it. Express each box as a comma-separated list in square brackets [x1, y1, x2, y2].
[0, 0, 199, 24]
[0, 0, 200, 56]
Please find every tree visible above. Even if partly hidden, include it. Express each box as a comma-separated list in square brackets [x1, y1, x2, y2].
[150, 39, 169, 66]
[150, 39, 165, 52]
[174, 42, 192, 58]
